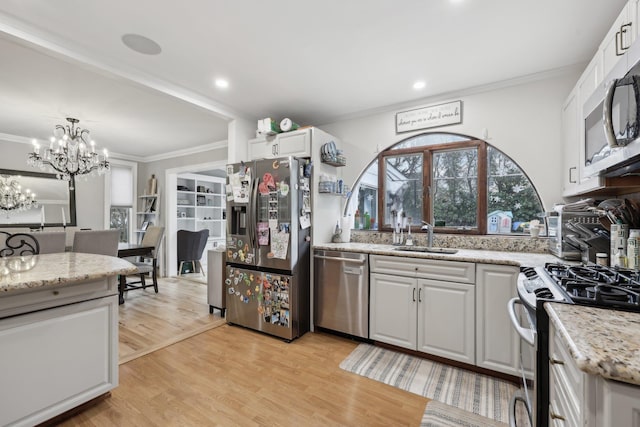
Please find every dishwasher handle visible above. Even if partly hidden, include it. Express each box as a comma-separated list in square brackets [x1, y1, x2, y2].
[314, 255, 366, 264]
[343, 266, 363, 275]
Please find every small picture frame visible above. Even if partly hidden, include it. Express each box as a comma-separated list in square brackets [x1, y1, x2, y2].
[141, 221, 149, 231]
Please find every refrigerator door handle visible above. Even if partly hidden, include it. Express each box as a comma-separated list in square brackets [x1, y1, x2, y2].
[249, 176, 259, 251]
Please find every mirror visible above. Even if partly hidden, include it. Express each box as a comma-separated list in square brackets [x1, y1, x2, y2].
[0, 169, 76, 228]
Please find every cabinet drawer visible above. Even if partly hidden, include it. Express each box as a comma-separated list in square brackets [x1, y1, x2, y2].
[550, 362, 580, 426]
[0, 278, 114, 318]
[550, 323, 583, 416]
[370, 255, 474, 284]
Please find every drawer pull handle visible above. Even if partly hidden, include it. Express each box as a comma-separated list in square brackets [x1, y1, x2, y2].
[550, 410, 566, 421]
[550, 358, 565, 365]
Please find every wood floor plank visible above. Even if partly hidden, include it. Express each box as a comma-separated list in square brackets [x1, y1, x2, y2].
[62, 325, 428, 426]
[118, 277, 225, 364]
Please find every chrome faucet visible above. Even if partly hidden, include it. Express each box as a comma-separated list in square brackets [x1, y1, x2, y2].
[421, 221, 434, 248]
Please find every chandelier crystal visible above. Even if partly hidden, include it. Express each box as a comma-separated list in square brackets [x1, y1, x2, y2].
[0, 175, 37, 212]
[27, 117, 110, 189]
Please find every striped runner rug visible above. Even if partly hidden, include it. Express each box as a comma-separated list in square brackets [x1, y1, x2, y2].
[422, 401, 508, 427]
[339, 343, 517, 423]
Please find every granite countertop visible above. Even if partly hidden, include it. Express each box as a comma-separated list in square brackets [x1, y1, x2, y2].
[0, 252, 136, 294]
[546, 303, 640, 386]
[313, 242, 562, 268]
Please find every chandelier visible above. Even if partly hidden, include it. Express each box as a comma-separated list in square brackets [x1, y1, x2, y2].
[27, 117, 110, 189]
[0, 175, 37, 212]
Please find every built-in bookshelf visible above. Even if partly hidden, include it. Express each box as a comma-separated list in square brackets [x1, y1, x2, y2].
[176, 174, 225, 244]
[136, 193, 159, 244]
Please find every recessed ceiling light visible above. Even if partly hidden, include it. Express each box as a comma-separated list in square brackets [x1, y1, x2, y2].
[413, 81, 426, 90]
[121, 34, 162, 55]
[215, 78, 229, 89]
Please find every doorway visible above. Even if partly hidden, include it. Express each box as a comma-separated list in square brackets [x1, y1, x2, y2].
[164, 161, 227, 278]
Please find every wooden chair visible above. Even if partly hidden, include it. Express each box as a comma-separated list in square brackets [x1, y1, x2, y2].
[123, 226, 165, 294]
[177, 229, 209, 276]
[72, 229, 120, 256]
[0, 231, 40, 257]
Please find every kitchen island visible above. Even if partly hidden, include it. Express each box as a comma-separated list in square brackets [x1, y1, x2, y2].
[545, 303, 640, 426]
[0, 252, 136, 427]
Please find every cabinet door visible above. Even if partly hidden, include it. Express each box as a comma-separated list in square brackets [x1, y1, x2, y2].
[417, 279, 475, 364]
[596, 376, 640, 427]
[277, 129, 311, 157]
[600, 3, 632, 79]
[475, 264, 520, 376]
[562, 89, 579, 193]
[248, 137, 276, 160]
[0, 297, 118, 427]
[369, 272, 417, 350]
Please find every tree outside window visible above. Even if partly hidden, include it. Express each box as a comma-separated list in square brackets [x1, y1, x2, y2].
[110, 207, 130, 243]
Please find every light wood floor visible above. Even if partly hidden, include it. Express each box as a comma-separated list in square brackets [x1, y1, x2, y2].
[119, 276, 225, 364]
[62, 326, 428, 426]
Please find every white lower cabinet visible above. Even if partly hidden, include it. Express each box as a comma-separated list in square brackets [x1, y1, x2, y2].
[549, 320, 640, 427]
[370, 272, 417, 349]
[417, 279, 475, 364]
[0, 296, 118, 427]
[475, 263, 527, 377]
[369, 255, 476, 364]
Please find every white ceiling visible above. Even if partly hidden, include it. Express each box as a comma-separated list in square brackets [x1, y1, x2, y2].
[0, 0, 628, 159]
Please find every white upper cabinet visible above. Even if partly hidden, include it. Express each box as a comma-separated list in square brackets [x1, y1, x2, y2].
[577, 55, 603, 111]
[560, 1, 636, 197]
[248, 128, 311, 160]
[561, 88, 579, 195]
[600, 2, 636, 79]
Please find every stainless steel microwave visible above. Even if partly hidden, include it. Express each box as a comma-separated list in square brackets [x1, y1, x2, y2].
[583, 40, 640, 177]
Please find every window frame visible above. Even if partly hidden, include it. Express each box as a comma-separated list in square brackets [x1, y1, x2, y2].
[377, 138, 488, 234]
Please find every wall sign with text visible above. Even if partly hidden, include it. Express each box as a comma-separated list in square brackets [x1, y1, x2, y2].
[395, 101, 463, 133]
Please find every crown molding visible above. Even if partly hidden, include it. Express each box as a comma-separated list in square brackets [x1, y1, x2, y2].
[0, 132, 34, 145]
[0, 130, 227, 164]
[138, 140, 228, 163]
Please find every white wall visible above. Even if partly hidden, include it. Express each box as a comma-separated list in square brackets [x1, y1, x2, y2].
[319, 69, 581, 211]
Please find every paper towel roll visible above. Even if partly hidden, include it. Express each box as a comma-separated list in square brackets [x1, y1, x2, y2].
[341, 216, 352, 243]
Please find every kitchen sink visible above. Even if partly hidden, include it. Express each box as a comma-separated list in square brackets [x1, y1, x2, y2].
[392, 246, 458, 254]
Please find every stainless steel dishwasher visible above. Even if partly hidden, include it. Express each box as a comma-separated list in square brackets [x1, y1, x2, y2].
[314, 250, 369, 338]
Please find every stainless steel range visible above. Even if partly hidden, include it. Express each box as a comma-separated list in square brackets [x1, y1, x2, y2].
[509, 263, 640, 427]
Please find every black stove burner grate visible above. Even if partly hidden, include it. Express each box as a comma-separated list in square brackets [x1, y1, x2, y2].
[543, 263, 640, 311]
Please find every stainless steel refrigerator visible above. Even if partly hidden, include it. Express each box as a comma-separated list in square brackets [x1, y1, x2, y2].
[225, 156, 311, 340]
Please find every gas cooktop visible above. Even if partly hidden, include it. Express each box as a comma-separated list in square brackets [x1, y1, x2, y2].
[543, 263, 640, 311]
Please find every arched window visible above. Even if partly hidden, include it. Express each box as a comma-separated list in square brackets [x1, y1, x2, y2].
[349, 132, 543, 235]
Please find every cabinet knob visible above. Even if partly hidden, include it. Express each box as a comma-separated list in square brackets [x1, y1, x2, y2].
[52, 290, 59, 296]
